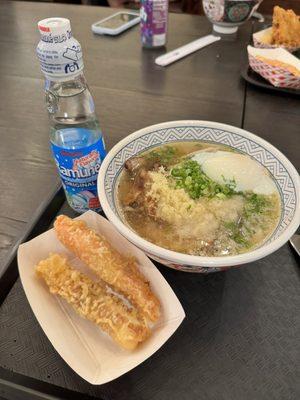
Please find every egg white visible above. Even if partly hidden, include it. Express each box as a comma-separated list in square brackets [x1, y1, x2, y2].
[192, 151, 276, 195]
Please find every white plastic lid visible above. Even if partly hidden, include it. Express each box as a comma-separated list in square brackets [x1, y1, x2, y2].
[38, 18, 71, 36]
[36, 17, 84, 80]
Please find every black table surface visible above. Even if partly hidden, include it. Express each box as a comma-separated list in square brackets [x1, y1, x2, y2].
[0, 2, 299, 400]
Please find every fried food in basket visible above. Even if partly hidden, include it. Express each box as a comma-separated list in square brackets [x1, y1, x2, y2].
[54, 215, 161, 323]
[257, 56, 300, 77]
[36, 253, 150, 350]
[271, 6, 300, 48]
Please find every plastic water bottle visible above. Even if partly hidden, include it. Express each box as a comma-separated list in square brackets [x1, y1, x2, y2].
[140, 0, 169, 48]
[36, 18, 106, 213]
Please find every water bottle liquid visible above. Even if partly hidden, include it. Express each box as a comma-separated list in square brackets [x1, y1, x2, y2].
[37, 18, 106, 213]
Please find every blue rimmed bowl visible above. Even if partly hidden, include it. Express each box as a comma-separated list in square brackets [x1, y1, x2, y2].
[98, 121, 300, 273]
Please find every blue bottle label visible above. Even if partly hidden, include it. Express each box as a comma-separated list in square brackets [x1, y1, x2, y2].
[51, 137, 106, 213]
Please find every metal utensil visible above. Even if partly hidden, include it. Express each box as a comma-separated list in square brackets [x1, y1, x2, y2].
[289, 234, 300, 256]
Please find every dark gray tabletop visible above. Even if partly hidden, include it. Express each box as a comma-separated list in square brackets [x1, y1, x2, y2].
[0, 2, 299, 400]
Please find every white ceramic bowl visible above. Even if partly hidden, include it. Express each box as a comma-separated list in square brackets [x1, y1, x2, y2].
[202, 0, 263, 34]
[98, 121, 300, 273]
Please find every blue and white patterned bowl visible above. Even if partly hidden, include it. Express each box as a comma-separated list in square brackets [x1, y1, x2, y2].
[98, 121, 300, 273]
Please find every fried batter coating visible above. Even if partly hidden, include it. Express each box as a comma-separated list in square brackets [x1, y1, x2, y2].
[54, 215, 161, 323]
[36, 253, 150, 350]
[272, 6, 300, 48]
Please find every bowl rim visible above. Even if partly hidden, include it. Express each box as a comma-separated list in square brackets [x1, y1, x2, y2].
[98, 120, 300, 268]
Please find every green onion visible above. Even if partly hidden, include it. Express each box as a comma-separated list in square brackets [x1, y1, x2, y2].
[224, 221, 249, 247]
[170, 160, 237, 199]
[244, 193, 270, 217]
[147, 146, 178, 165]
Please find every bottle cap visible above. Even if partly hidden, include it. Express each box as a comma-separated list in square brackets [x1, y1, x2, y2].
[38, 18, 71, 36]
[37, 18, 84, 81]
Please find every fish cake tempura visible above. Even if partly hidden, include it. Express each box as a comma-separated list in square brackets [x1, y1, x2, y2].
[272, 6, 300, 47]
[36, 253, 150, 350]
[54, 215, 161, 323]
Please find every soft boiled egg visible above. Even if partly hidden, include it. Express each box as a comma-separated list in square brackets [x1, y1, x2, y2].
[192, 151, 277, 195]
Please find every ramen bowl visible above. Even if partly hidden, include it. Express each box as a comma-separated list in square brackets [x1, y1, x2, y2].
[98, 121, 300, 273]
[203, 0, 263, 34]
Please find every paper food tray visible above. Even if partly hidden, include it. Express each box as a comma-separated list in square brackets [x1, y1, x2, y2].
[247, 46, 300, 90]
[18, 211, 185, 385]
[253, 27, 299, 53]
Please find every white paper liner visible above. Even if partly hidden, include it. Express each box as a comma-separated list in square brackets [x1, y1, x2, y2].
[17, 211, 185, 385]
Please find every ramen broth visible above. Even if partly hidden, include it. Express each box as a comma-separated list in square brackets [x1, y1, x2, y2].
[117, 142, 280, 257]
